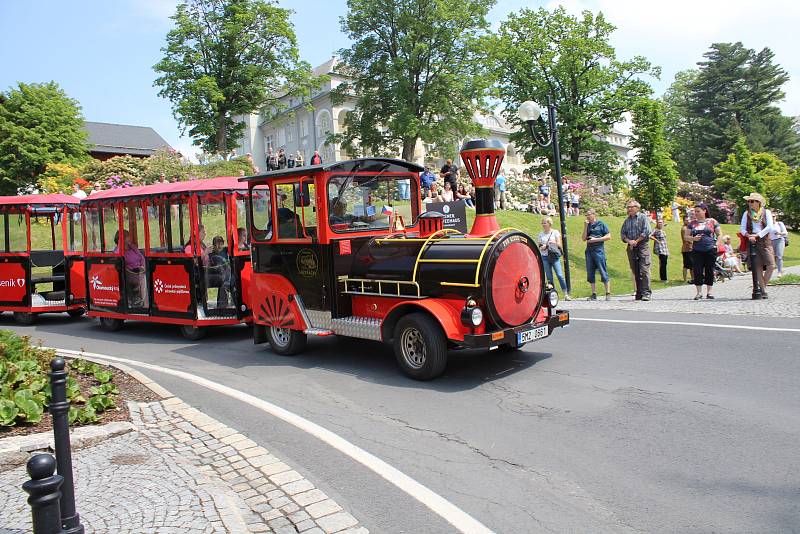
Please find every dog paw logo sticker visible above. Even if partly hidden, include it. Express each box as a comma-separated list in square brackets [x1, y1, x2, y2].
[90, 275, 101, 290]
[154, 279, 164, 294]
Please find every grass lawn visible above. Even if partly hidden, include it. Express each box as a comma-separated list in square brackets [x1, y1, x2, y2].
[464, 210, 800, 298]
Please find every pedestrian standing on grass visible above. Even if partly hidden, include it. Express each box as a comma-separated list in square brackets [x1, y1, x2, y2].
[770, 216, 788, 278]
[440, 159, 457, 191]
[681, 213, 694, 284]
[740, 192, 775, 298]
[620, 200, 652, 301]
[582, 208, 611, 301]
[651, 219, 670, 282]
[688, 203, 721, 300]
[538, 217, 571, 301]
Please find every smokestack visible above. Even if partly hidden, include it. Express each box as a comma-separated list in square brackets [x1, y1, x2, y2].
[459, 139, 505, 237]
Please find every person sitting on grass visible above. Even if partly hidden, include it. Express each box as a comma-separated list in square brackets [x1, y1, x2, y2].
[721, 235, 743, 273]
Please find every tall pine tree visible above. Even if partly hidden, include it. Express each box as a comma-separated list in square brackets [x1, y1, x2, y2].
[630, 99, 678, 211]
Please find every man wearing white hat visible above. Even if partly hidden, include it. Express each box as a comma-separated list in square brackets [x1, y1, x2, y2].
[740, 192, 775, 298]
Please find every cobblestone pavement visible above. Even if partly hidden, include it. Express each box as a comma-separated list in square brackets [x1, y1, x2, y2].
[565, 265, 800, 317]
[0, 398, 368, 534]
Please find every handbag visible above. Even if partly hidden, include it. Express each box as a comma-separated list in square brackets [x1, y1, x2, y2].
[545, 232, 562, 258]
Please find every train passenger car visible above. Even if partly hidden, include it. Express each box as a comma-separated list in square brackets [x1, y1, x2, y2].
[243, 140, 569, 379]
[80, 176, 252, 339]
[0, 194, 86, 324]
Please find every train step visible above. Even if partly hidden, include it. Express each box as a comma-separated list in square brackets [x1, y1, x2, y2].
[331, 316, 382, 341]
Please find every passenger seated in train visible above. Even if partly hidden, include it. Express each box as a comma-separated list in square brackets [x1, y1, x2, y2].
[237, 227, 250, 250]
[185, 224, 210, 265]
[329, 200, 354, 226]
[207, 236, 232, 307]
[114, 230, 147, 308]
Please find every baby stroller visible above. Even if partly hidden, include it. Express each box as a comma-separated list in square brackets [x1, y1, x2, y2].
[715, 250, 734, 282]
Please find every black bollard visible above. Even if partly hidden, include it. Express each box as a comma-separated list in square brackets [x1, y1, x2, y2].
[22, 453, 65, 534]
[48, 358, 84, 534]
[749, 241, 762, 300]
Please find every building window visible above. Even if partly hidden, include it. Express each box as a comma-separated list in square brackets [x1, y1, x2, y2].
[286, 127, 293, 144]
[264, 135, 273, 153]
[300, 116, 308, 138]
[317, 110, 332, 140]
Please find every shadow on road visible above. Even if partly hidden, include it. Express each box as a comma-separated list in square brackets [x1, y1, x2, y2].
[5, 314, 551, 392]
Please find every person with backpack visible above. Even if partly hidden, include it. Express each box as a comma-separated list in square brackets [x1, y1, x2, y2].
[740, 192, 775, 298]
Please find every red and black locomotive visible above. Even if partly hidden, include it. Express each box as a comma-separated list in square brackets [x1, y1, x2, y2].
[243, 139, 568, 379]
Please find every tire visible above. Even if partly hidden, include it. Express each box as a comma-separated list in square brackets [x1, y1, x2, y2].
[180, 325, 207, 341]
[13, 312, 36, 325]
[266, 326, 307, 355]
[393, 313, 448, 380]
[99, 317, 124, 332]
[66, 308, 86, 318]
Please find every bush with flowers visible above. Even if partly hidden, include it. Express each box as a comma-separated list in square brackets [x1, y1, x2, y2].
[37, 163, 85, 194]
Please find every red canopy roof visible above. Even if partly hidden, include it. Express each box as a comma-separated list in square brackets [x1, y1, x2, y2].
[83, 176, 246, 203]
[0, 193, 81, 207]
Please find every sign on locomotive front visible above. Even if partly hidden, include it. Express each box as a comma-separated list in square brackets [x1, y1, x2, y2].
[425, 201, 468, 233]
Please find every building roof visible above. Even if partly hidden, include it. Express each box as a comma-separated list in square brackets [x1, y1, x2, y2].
[83, 121, 172, 157]
[312, 57, 338, 77]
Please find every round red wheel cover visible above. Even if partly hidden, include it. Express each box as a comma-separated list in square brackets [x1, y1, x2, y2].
[489, 241, 542, 326]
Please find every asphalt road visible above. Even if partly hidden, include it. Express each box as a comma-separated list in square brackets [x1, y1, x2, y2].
[4, 310, 799, 533]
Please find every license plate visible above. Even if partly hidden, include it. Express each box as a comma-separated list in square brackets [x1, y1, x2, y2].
[517, 325, 548, 344]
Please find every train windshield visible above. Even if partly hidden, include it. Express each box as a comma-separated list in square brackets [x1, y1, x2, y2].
[327, 174, 417, 232]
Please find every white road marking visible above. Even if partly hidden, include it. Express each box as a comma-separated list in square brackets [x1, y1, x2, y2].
[571, 317, 800, 333]
[50, 348, 493, 534]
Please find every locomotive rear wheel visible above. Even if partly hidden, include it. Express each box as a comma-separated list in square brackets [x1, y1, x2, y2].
[99, 317, 124, 332]
[13, 312, 36, 325]
[393, 313, 447, 380]
[267, 326, 307, 355]
[180, 325, 207, 341]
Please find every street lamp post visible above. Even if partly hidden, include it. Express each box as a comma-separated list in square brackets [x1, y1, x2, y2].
[518, 96, 571, 293]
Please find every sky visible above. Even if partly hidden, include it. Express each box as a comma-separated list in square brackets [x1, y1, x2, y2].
[1, 0, 798, 162]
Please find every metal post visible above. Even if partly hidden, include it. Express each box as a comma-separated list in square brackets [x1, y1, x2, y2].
[48, 358, 84, 534]
[547, 96, 571, 293]
[22, 453, 65, 534]
[749, 241, 762, 299]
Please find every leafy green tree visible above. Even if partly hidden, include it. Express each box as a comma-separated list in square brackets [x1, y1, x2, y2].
[0, 82, 89, 194]
[752, 152, 794, 216]
[663, 70, 702, 181]
[332, 0, 494, 161]
[191, 156, 254, 178]
[713, 136, 764, 213]
[491, 7, 658, 183]
[630, 99, 678, 211]
[154, 0, 313, 156]
[673, 42, 799, 183]
[783, 169, 800, 229]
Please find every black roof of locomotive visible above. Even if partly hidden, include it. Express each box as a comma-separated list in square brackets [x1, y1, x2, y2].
[238, 158, 424, 183]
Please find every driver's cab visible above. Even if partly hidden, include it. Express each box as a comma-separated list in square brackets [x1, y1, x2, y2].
[245, 158, 423, 316]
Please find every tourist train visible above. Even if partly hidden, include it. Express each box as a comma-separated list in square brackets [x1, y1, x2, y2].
[0, 140, 568, 380]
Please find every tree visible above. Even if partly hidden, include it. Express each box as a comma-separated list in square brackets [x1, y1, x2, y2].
[663, 70, 702, 181]
[81, 155, 147, 187]
[491, 7, 658, 183]
[332, 0, 494, 161]
[630, 99, 678, 211]
[752, 152, 794, 216]
[783, 169, 800, 229]
[712, 136, 764, 213]
[143, 148, 191, 183]
[671, 42, 799, 183]
[0, 82, 89, 194]
[154, 0, 313, 156]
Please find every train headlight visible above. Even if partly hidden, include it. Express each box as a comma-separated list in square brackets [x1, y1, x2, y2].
[548, 290, 559, 308]
[470, 307, 483, 326]
[461, 304, 484, 327]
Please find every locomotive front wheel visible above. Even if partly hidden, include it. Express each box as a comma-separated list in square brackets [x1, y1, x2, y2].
[13, 312, 36, 325]
[267, 326, 307, 355]
[66, 309, 86, 318]
[99, 317, 124, 332]
[393, 313, 447, 380]
[180, 325, 207, 341]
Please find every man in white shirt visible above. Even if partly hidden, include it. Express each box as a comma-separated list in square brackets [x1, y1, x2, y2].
[71, 182, 87, 200]
[740, 192, 775, 298]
